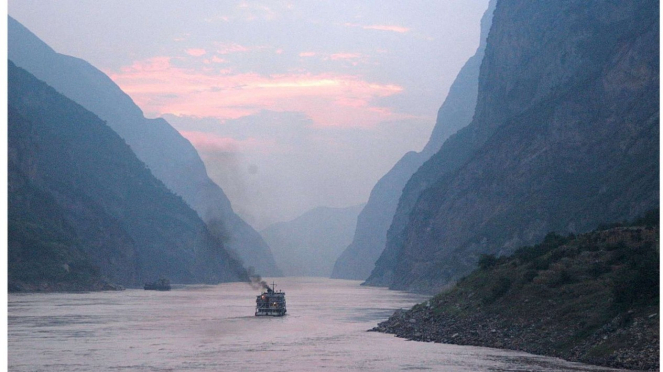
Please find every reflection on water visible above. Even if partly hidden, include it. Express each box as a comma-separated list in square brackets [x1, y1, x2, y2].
[9, 278, 633, 371]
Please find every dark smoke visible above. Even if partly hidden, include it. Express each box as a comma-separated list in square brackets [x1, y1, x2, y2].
[247, 266, 271, 291]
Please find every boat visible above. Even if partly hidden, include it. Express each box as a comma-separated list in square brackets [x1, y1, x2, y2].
[144, 278, 171, 291]
[255, 282, 286, 316]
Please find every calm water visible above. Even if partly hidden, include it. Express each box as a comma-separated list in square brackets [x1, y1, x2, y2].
[9, 278, 632, 372]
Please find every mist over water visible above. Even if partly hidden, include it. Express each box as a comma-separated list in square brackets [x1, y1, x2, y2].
[9, 278, 632, 371]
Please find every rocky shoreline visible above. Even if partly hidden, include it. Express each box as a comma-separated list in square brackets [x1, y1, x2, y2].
[371, 304, 658, 371]
[371, 226, 659, 371]
[371, 226, 660, 371]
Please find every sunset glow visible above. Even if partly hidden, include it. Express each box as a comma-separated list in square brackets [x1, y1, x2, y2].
[11, 0, 489, 226]
[362, 25, 410, 33]
[107, 56, 407, 127]
[180, 130, 277, 154]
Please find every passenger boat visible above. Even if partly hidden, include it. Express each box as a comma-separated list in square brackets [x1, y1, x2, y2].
[255, 282, 286, 316]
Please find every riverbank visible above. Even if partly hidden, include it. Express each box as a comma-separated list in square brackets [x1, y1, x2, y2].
[372, 226, 659, 371]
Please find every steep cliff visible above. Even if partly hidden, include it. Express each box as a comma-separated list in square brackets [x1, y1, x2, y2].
[366, 0, 659, 292]
[261, 204, 363, 277]
[330, 0, 496, 280]
[9, 103, 113, 291]
[8, 17, 282, 277]
[8, 61, 248, 288]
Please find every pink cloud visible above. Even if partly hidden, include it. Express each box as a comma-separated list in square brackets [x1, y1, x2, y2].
[181, 131, 242, 152]
[122, 56, 172, 72]
[215, 42, 251, 54]
[334, 96, 369, 108]
[330, 53, 362, 61]
[343, 23, 410, 34]
[186, 48, 207, 57]
[106, 56, 409, 127]
[181, 130, 279, 154]
[362, 25, 410, 33]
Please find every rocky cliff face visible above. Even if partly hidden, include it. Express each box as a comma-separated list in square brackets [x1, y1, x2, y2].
[330, 0, 496, 280]
[8, 62, 248, 288]
[366, 0, 659, 292]
[8, 17, 282, 277]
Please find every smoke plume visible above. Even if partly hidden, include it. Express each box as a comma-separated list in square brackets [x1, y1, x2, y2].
[247, 266, 270, 291]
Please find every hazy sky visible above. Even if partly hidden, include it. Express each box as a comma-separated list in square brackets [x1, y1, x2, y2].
[9, 0, 489, 229]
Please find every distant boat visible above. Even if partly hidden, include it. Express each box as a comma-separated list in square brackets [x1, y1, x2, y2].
[144, 278, 171, 291]
[255, 282, 286, 316]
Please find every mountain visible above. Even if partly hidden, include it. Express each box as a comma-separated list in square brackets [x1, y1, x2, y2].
[8, 61, 248, 289]
[260, 204, 364, 278]
[9, 99, 113, 291]
[8, 16, 282, 277]
[330, 0, 496, 280]
[365, 0, 659, 293]
[373, 218, 659, 370]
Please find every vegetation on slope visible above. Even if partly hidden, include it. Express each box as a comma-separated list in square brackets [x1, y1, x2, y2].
[8, 178, 114, 292]
[373, 211, 659, 370]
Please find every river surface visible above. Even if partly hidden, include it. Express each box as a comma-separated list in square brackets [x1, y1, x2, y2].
[9, 277, 633, 371]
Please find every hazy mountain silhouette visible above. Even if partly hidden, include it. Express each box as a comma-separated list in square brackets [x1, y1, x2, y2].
[331, 0, 496, 280]
[8, 16, 282, 277]
[8, 61, 248, 289]
[261, 204, 364, 278]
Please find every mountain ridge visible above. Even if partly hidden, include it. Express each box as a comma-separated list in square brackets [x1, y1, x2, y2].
[8, 61, 248, 288]
[365, 0, 659, 293]
[8, 16, 282, 277]
[330, 0, 496, 280]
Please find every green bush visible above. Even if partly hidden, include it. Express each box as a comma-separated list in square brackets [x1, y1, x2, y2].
[588, 262, 611, 278]
[514, 232, 571, 262]
[611, 242, 659, 307]
[478, 253, 499, 270]
[530, 257, 551, 271]
[483, 276, 512, 304]
[628, 208, 659, 228]
[523, 270, 538, 282]
[549, 269, 575, 288]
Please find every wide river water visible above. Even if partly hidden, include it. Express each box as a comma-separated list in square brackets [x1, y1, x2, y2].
[9, 277, 634, 371]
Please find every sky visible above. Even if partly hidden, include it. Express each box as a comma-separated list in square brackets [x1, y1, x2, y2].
[9, 0, 489, 229]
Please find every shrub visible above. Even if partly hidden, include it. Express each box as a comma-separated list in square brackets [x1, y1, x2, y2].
[530, 257, 550, 271]
[514, 232, 571, 262]
[549, 269, 575, 288]
[483, 276, 512, 304]
[628, 208, 659, 228]
[523, 270, 538, 282]
[588, 262, 611, 278]
[478, 253, 499, 270]
[611, 242, 659, 307]
[596, 222, 623, 231]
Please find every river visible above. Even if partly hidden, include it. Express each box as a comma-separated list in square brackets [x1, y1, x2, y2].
[8, 277, 633, 371]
